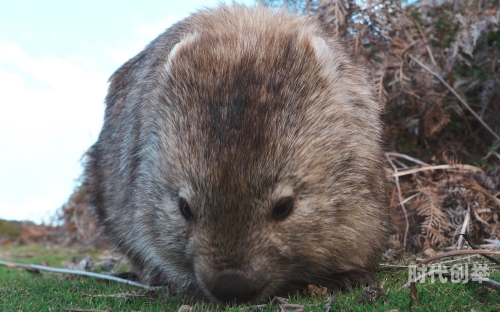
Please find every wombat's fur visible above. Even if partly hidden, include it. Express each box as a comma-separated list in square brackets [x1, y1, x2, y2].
[84, 5, 390, 304]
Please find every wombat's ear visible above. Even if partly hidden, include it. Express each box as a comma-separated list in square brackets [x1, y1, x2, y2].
[164, 33, 199, 74]
[308, 35, 341, 70]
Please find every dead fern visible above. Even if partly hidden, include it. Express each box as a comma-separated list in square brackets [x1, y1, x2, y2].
[263, 0, 500, 252]
[390, 163, 500, 251]
[53, 0, 500, 253]
[423, 102, 451, 138]
[265, 0, 500, 160]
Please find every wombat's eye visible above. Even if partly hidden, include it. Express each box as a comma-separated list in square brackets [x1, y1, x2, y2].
[179, 198, 194, 221]
[272, 197, 294, 221]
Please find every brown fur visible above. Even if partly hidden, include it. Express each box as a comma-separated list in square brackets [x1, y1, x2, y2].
[84, 5, 390, 304]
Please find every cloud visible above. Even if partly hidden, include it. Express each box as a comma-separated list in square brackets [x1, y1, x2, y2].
[134, 13, 183, 38]
[0, 11, 183, 223]
[0, 4, 249, 223]
[0, 41, 108, 222]
[103, 13, 182, 66]
[0, 193, 68, 224]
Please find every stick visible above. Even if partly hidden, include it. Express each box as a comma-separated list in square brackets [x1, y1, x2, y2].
[418, 250, 500, 265]
[0, 259, 161, 291]
[409, 250, 500, 308]
[386, 153, 409, 247]
[393, 164, 484, 177]
[456, 207, 470, 250]
[387, 152, 430, 166]
[463, 233, 500, 264]
[402, 271, 500, 293]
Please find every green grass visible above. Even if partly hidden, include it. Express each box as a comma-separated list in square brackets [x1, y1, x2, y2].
[1, 244, 499, 311]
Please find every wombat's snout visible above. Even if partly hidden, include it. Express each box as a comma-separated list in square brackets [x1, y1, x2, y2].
[211, 273, 259, 304]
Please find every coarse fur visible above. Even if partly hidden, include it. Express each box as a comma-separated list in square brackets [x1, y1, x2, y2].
[84, 4, 390, 304]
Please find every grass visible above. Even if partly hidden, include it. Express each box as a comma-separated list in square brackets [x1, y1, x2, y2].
[1, 244, 499, 311]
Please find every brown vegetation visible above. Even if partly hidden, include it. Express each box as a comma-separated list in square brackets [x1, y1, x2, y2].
[265, 0, 500, 252]
[43, 0, 500, 254]
[57, 187, 107, 247]
[1, 187, 106, 247]
[388, 164, 500, 251]
[263, 1, 500, 155]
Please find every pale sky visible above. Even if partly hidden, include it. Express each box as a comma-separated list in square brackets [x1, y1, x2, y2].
[0, 0, 255, 223]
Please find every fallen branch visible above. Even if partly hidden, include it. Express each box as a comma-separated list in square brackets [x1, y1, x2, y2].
[386, 153, 410, 247]
[279, 303, 305, 312]
[409, 250, 500, 309]
[463, 233, 500, 264]
[456, 208, 471, 250]
[397, 193, 420, 207]
[393, 164, 484, 177]
[83, 292, 146, 298]
[387, 152, 430, 166]
[402, 271, 500, 293]
[62, 309, 109, 312]
[0, 259, 161, 291]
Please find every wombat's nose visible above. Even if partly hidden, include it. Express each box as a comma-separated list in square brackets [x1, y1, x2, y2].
[211, 273, 254, 303]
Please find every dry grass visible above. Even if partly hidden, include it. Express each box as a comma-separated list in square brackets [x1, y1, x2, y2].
[9, 0, 499, 259]
[265, 0, 500, 253]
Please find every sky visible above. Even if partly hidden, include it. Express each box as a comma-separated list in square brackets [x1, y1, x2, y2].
[0, 0, 255, 223]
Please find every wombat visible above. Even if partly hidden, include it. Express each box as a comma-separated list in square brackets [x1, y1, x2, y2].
[84, 5, 390, 304]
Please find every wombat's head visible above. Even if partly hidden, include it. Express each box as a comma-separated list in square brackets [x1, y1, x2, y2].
[99, 5, 388, 304]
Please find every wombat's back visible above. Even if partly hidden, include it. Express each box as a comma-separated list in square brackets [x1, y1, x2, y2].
[84, 5, 390, 304]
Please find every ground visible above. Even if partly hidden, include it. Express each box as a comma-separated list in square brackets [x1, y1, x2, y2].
[1, 244, 500, 311]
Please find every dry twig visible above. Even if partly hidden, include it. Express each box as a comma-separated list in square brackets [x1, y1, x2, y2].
[409, 54, 499, 140]
[388, 152, 430, 166]
[393, 164, 484, 177]
[0, 259, 161, 291]
[409, 250, 500, 309]
[386, 153, 410, 247]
